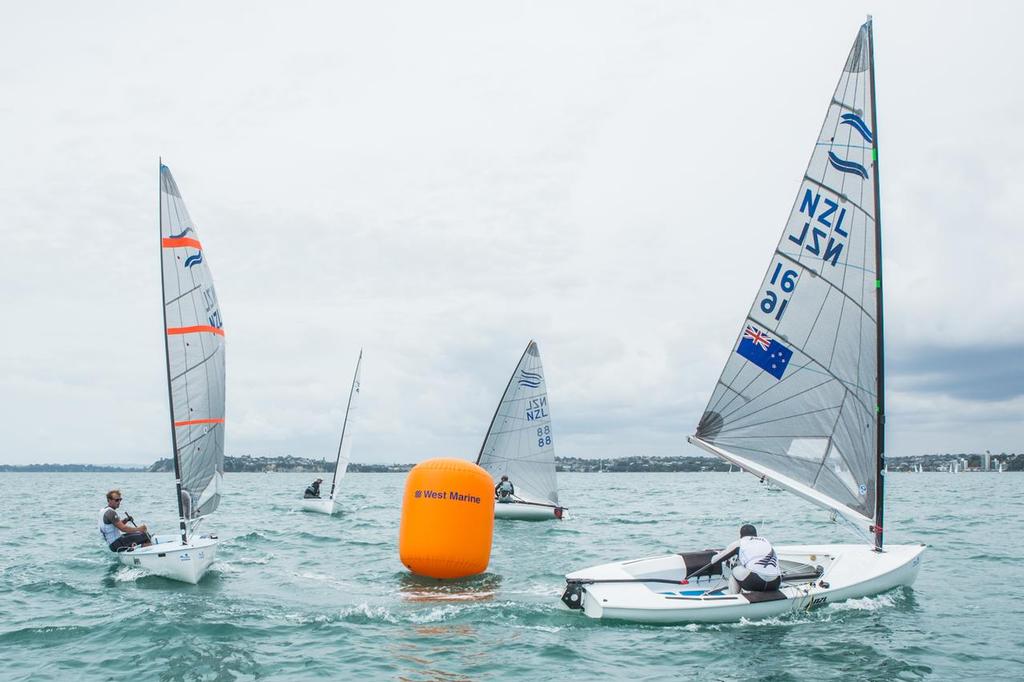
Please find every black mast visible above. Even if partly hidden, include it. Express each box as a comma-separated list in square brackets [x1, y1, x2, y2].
[866, 18, 886, 552]
[159, 159, 189, 545]
[329, 349, 362, 498]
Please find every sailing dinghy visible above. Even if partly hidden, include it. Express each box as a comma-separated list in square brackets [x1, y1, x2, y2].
[477, 341, 565, 521]
[116, 162, 226, 584]
[301, 351, 362, 514]
[562, 19, 924, 623]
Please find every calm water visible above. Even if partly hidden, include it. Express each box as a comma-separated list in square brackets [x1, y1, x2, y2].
[0, 472, 1021, 681]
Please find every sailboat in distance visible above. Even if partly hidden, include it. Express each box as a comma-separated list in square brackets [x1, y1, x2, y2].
[301, 351, 362, 514]
[477, 341, 565, 521]
[562, 19, 924, 623]
[115, 162, 225, 584]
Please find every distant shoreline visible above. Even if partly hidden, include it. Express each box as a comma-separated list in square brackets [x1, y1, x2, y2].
[3, 452, 1020, 473]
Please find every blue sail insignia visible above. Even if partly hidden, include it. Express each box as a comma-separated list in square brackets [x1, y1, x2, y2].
[735, 325, 793, 380]
[518, 370, 543, 388]
[169, 227, 194, 239]
[184, 252, 204, 268]
[827, 152, 869, 179]
[839, 113, 873, 142]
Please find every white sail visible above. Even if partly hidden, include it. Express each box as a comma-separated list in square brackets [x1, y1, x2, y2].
[477, 341, 559, 505]
[690, 21, 883, 538]
[160, 163, 226, 523]
[329, 351, 362, 499]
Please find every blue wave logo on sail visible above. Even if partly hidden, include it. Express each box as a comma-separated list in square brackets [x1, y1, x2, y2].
[518, 370, 543, 388]
[736, 325, 793, 380]
[827, 152, 869, 179]
[839, 113, 873, 142]
[168, 227, 194, 239]
[184, 252, 203, 268]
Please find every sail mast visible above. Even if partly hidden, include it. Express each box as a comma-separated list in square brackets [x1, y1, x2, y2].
[475, 340, 532, 464]
[159, 158, 189, 545]
[329, 349, 362, 498]
[866, 16, 886, 551]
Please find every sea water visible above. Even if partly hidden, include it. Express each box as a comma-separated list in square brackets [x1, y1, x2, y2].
[0, 472, 1020, 680]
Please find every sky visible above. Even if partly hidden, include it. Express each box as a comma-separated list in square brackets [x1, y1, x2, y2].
[1, 1, 1022, 466]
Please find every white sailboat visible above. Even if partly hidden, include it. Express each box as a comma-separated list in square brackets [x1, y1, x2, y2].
[117, 162, 226, 584]
[477, 341, 565, 521]
[301, 351, 362, 514]
[562, 19, 924, 623]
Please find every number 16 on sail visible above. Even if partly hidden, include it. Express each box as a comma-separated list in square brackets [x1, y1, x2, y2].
[761, 261, 799, 321]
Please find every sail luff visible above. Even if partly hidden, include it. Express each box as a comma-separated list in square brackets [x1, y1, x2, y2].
[329, 350, 362, 498]
[866, 16, 885, 550]
[476, 340, 532, 464]
[159, 158, 189, 545]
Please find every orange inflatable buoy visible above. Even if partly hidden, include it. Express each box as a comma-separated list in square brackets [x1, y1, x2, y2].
[399, 458, 495, 579]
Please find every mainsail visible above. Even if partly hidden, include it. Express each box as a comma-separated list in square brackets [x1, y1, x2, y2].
[477, 341, 559, 505]
[329, 350, 363, 499]
[160, 163, 226, 535]
[690, 20, 884, 545]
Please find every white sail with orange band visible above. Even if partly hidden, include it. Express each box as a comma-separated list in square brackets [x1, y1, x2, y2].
[160, 164, 226, 520]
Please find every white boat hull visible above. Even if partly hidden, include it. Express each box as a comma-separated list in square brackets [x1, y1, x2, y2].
[300, 497, 339, 514]
[494, 501, 563, 521]
[116, 536, 219, 584]
[562, 543, 925, 624]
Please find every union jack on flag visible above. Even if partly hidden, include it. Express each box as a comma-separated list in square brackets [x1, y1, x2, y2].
[743, 325, 771, 351]
[736, 324, 793, 380]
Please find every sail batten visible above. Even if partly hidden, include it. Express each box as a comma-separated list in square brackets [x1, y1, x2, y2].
[160, 163, 226, 527]
[693, 21, 881, 533]
[477, 341, 559, 506]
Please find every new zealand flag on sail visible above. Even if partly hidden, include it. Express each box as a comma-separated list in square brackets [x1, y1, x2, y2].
[736, 325, 793, 380]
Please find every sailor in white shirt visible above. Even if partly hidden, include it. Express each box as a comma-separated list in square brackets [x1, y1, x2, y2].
[711, 524, 782, 593]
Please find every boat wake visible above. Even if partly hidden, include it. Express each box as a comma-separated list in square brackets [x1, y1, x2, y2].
[210, 562, 242, 575]
[828, 591, 899, 612]
[112, 566, 149, 583]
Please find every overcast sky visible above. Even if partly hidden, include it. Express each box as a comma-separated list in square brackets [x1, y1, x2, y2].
[2, 1, 1021, 466]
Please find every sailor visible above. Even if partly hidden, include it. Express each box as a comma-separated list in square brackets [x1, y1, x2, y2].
[98, 490, 152, 552]
[711, 524, 781, 593]
[304, 478, 324, 499]
[494, 475, 515, 503]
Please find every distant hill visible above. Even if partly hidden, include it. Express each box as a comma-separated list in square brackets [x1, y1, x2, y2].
[144, 454, 734, 473]
[7, 452, 1020, 474]
[887, 452, 1021, 472]
[147, 455, 415, 474]
[0, 463, 146, 473]
[148, 455, 332, 473]
[149, 452, 1024, 473]
[556, 455, 730, 472]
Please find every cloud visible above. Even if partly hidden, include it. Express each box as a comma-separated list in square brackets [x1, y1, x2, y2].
[890, 345, 1024, 402]
[2, 2, 1022, 465]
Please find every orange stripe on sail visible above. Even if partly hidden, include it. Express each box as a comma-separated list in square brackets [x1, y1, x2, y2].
[174, 418, 225, 427]
[167, 325, 225, 336]
[162, 237, 202, 249]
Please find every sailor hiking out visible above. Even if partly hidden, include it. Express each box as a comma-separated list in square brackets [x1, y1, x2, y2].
[98, 489, 152, 552]
[711, 524, 781, 593]
[494, 475, 515, 503]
